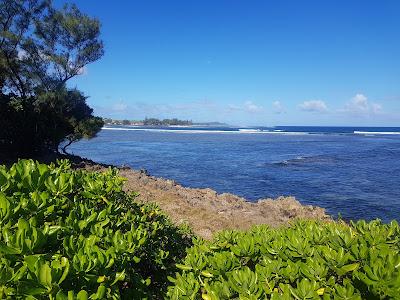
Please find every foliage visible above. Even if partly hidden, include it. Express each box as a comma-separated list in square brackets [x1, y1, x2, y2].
[167, 220, 400, 299]
[0, 159, 192, 299]
[0, 0, 104, 155]
[0, 0, 103, 96]
[102, 118, 193, 126]
[143, 118, 192, 126]
[0, 90, 104, 155]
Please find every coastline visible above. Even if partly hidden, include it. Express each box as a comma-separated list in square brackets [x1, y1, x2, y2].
[120, 168, 330, 239]
[0, 153, 330, 239]
[78, 158, 330, 239]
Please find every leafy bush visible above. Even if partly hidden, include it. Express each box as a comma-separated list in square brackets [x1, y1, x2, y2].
[167, 220, 400, 299]
[1, 160, 399, 299]
[0, 160, 192, 299]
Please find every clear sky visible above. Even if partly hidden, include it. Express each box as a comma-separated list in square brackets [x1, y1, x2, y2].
[57, 0, 400, 126]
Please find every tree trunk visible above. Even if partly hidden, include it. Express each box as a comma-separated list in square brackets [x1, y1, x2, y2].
[61, 139, 74, 155]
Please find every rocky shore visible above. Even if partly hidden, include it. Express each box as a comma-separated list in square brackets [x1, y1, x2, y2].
[80, 159, 330, 239]
[1, 153, 330, 239]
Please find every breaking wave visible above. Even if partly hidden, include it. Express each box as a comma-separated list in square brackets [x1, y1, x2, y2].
[102, 127, 310, 135]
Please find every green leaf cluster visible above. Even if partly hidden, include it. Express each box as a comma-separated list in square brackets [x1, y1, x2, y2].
[167, 220, 400, 299]
[0, 159, 192, 299]
[0, 89, 104, 156]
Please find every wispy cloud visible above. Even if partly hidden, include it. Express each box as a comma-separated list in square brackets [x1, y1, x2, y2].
[371, 103, 382, 114]
[341, 93, 383, 115]
[96, 99, 220, 119]
[94, 98, 267, 123]
[228, 101, 264, 113]
[112, 101, 128, 111]
[227, 104, 241, 111]
[299, 100, 328, 113]
[272, 101, 285, 114]
[244, 101, 263, 113]
[346, 94, 368, 112]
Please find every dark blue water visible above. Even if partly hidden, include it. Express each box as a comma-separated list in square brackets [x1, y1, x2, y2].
[69, 126, 400, 222]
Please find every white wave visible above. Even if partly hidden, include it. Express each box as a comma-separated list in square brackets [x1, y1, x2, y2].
[258, 131, 310, 135]
[102, 127, 240, 133]
[102, 127, 142, 131]
[238, 128, 262, 132]
[354, 131, 400, 135]
[101, 127, 310, 135]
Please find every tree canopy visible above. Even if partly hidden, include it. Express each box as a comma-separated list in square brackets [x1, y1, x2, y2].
[0, 0, 104, 157]
[0, 0, 104, 96]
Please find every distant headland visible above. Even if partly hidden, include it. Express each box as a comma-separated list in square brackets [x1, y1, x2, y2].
[103, 117, 229, 127]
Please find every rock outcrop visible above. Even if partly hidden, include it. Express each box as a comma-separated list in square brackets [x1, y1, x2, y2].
[116, 167, 330, 239]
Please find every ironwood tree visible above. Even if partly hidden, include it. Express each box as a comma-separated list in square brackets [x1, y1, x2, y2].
[0, 0, 104, 156]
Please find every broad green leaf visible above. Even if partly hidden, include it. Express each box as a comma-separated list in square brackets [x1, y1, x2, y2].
[39, 263, 52, 289]
[76, 290, 88, 300]
[336, 263, 360, 276]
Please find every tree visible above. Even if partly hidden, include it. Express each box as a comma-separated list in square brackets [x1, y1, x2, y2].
[0, 0, 104, 156]
[0, 88, 104, 155]
[103, 117, 112, 124]
[0, 0, 104, 95]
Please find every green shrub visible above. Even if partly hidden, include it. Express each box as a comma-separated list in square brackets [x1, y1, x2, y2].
[2, 160, 399, 299]
[0, 160, 192, 299]
[167, 220, 400, 299]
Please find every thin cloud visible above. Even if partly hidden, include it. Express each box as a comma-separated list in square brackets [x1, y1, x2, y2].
[272, 101, 285, 114]
[371, 103, 382, 114]
[342, 93, 383, 115]
[99, 99, 221, 119]
[346, 94, 368, 112]
[227, 101, 264, 113]
[299, 100, 328, 113]
[227, 104, 241, 111]
[244, 101, 263, 113]
[112, 102, 128, 111]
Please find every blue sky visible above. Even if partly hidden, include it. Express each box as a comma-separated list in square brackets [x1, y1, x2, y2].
[58, 0, 400, 126]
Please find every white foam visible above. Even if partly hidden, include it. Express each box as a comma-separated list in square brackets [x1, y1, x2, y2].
[102, 127, 240, 133]
[101, 127, 310, 135]
[238, 128, 262, 132]
[354, 131, 400, 135]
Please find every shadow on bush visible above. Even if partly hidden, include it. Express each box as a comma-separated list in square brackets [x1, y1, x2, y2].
[0, 160, 193, 299]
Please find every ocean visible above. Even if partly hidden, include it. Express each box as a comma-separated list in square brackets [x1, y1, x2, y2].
[69, 126, 400, 223]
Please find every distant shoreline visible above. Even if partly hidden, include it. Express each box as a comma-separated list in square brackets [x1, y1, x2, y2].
[100, 125, 400, 136]
[103, 123, 231, 128]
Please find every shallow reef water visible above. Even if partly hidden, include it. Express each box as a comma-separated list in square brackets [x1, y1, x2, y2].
[69, 126, 400, 223]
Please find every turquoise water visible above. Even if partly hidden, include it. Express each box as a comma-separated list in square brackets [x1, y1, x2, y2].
[69, 126, 400, 222]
